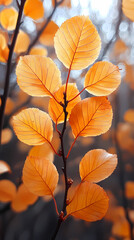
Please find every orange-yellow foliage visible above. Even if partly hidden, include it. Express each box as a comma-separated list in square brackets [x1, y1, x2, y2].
[0, 7, 18, 31]
[0, 180, 16, 202]
[40, 21, 59, 46]
[24, 0, 44, 20]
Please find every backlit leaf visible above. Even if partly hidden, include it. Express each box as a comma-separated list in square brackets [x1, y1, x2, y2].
[40, 21, 59, 46]
[0, 160, 11, 174]
[14, 30, 30, 54]
[66, 181, 109, 221]
[1, 128, 13, 144]
[24, 0, 44, 20]
[54, 16, 101, 70]
[29, 46, 47, 56]
[79, 149, 117, 183]
[16, 56, 61, 97]
[0, 0, 12, 5]
[23, 156, 59, 196]
[85, 61, 121, 96]
[122, 0, 134, 22]
[52, 0, 71, 8]
[29, 142, 54, 162]
[0, 180, 16, 202]
[124, 109, 134, 124]
[0, 32, 9, 63]
[69, 97, 113, 138]
[11, 183, 38, 212]
[49, 83, 81, 124]
[0, 46, 9, 63]
[125, 181, 134, 199]
[12, 108, 53, 145]
[0, 7, 18, 31]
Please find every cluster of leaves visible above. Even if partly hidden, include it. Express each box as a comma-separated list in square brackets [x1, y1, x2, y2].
[9, 15, 121, 233]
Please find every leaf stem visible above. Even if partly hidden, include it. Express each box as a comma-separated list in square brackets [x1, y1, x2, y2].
[0, 0, 26, 145]
[66, 137, 77, 159]
[68, 87, 86, 103]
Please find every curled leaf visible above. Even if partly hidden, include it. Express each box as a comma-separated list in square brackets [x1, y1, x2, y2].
[23, 156, 59, 196]
[79, 149, 117, 183]
[69, 97, 113, 138]
[54, 16, 101, 70]
[12, 108, 53, 145]
[85, 61, 121, 96]
[16, 56, 61, 97]
[66, 181, 109, 221]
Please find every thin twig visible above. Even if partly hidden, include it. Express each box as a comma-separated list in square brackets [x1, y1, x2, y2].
[0, 0, 27, 144]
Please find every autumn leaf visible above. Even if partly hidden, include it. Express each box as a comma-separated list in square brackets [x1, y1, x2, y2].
[85, 61, 121, 96]
[49, 83, 81, 124]
[29, 46, 47, 56]
[52, 0, 71, 8]
[23, 156, 59, 196]
[12, 108, 53, 145]
[16, 56, 61, 97]
[79, 149, 117, 183]
[125, 181, 134, 199]
[14, 30, 30, 54]
[1, 128, 13, 145]
[29, 142, 54, 162]
[0, 32, 9, 63]
[40, 21, 59, 46]
[0, 160, 11, 174]
[66, 181, 109, 221]
[0, 0, 12, 5]
[0, 7, 18, 31]
[54, 16, 101, 70]
[24, 0, 44, 20]
[0, 180, 16, 202]
[124, 109, 134, 124]
[11, 183, 38, 212]
[69, 97, 113, 138]
[122, 0, 134, 22]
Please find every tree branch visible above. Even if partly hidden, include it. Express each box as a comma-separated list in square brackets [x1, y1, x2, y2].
[0, 0, 26, 145]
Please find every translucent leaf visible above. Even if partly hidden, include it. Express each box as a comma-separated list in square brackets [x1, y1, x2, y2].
[12, 108, 53, 145]
[40, 21, 59, 46]
[85, 61, 121, 96]
[112, 219, 130, 238]
[29, 46, 47, 56]
[54, 16, 101, 70]
[0, 0, 12, 5]
[23, 156, 59, 196]
[125, 181, 134, 199]
[0, 180, 16, 202]
[0, 160, 11, 174]
[69, 97, 113, 138]
[1, 128, 13, 144]
[122, 0, 134, 22]
[79, 149, 117, 183]
[11, 183, 38, 212]
[24, 0, 44, 20]
[66, 181, 109, 221]
[14, 30, 30, 54]
[29, 142, 54, 162]
[0, 7, 18, 31]
[16, 56, 61, 97]
[0, 46, 9, 63]
[49, 83, 81, 124]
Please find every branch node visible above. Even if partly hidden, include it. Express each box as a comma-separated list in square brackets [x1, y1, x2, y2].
[67, 178, 73, 188]
[59, 211, 64, 221]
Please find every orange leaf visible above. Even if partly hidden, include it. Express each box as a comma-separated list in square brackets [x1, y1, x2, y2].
[0, 7, 18, 31]
[0, 46, 9, 63]
[11, 183, 38, 212]
[24, 0, 44, 20]
[16, 56, 61, 97]
[29, 142, 54, 162]
[79, 149, 117, 183]
[112, 219, 131, 238]
[0, 0, 12, 5]
[49, 83, 81, 124]
[0, 180, 16, 202]
[29, 46, 47, 56]
[0, 160, 11, 174]
[40, 21, 59, 46]
[66, 181, 109, 221]
[124, 109, 134, 124]
[1, 128, 13, 144]
[85, 61, 121, 96]
[54, 16, 101, 70]
[14, 30, 30, 54]
[12, 108, 53, 145]
[69, 97, 113, 138]
[125, 181, 134, 199]
[122, 0, 134, 22]
[0, 33, 7, 49]
[23, 156, 59, 196]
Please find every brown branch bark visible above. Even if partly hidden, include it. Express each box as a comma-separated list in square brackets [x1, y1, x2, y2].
[0, 0, 26, 144]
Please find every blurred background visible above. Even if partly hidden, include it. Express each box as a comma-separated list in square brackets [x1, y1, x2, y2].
[0, 0, 134, 239]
